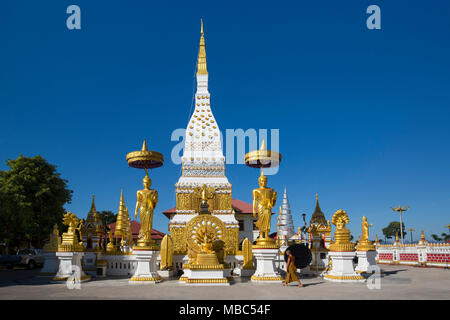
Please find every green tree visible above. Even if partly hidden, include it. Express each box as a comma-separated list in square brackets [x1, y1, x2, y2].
[98, 210, 117, 225]
[431, 233, 450, 242]
[382, 221, 407, 240]
[0, 155, 72, 251]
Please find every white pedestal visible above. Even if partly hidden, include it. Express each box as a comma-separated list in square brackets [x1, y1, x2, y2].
[129, 250, 162, 284]
[323, 251, 365, 283]
[53, 252, 90, 282]
[184, 268, 230, 286]
[39, 252, 59, 276]
[251, 248, 283, 283]
[355, 250, 377, 273]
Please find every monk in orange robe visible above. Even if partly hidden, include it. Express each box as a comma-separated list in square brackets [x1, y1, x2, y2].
[283, 250, 302, 287]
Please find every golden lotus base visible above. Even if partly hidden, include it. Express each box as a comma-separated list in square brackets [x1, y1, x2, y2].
[132, 244, 160, 251]
[185, 278, 229, 284]
[356, 241, 376, 251]
[323, 274, 365, 281]
[328, 243, 355, 252]
[251, 275, 283, 281]
[253, 238, 278, 249]
[183, 264, 225, 270]
[196, 253, 220, 265]
[129, 276, 162, 282]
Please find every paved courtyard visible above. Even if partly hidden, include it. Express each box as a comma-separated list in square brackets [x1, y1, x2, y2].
[0, 264, 448, 300]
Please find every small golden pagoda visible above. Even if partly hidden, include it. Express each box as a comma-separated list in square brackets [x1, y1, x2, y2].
[114, 190, 129, 239]
[81, 195, 103, 251]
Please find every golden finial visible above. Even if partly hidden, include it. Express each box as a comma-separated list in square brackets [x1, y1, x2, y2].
[142, 140, 148, 151]
[260, 139, 266, 151]
[89, 194, 97, 213]
[197, 19, 208, 75]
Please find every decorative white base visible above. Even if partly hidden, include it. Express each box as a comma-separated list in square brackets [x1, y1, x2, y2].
[355, 250, 377, 273]
[251, 248, 283, 283]
[129, 250, 162, 284]
[39, 252, 59, 276]
[181, 268, 229, 286]
[53, 252, 90, 282]
[323, 251, 365, 283]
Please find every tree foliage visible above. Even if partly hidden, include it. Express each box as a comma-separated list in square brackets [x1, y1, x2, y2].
[431, 233, 450, 242]
[382, 221, 407, 240]
[98, 210, 117, 225]
[0, 155, 72, 250]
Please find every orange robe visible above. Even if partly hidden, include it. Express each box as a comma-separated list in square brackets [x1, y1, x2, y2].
[285, 256, 299, 283]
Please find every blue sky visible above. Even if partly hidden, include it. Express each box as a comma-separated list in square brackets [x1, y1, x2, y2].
[1, 0, 449, 242]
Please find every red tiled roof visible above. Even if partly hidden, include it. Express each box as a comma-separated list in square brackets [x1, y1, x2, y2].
[162, 199, 254, 218]
[107, 220, 165, 240]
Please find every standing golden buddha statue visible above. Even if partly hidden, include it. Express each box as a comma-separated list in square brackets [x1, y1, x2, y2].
[126, 140, 164, 250]
[134, 170, 158, 247]
[245, 139, 282, 248]
[252, 171, 277, 242]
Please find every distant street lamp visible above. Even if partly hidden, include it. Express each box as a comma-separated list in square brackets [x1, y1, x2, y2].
[392, 205, 408, 244]
[407, 228, 415, 243]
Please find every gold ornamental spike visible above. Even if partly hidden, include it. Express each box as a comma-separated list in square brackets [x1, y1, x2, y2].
[142, 140, 148, 151]
[89, 195, 97, 213]
[260, 139, 266, 151]
[197, 19, 208, 75]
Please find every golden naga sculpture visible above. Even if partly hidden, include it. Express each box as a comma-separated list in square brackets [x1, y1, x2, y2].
[328, 209, 355, 252]
[134, 170, 158, 248]
[43, 224, 61, 252]
[356, 216, 375, 251]
[185, 214, 226, 267]
[160, 234, 174, 270]
[242, 238, 254, 269]
[252, 171, 277, 244]
[106, 230, 116, 253]
[58, 212, 84, 252]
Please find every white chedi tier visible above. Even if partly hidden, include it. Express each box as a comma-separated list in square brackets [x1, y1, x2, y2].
[277, 187, 296, 243]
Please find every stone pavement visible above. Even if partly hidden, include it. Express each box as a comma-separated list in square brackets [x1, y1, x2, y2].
[0, 264, 448, 300]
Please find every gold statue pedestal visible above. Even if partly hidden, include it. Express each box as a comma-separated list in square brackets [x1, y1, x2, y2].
[181, 262, 230, 286]
[39, 252, 59, 276]
[52, 251, 91, 282]
[355, 241, 377, 274]
[323, 251, 365, 283]
[129, 245, 162, 284]
[251, 245, 283, 283]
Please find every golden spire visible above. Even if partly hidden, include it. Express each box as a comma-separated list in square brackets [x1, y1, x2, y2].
[89, 195, 97, 213]
[197, 19, 208, 75]
[115, 189, 128, 238]
[142, 140, 148, 151]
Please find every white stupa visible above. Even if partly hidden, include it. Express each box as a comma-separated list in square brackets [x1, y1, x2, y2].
[277, 187, 296, 248]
